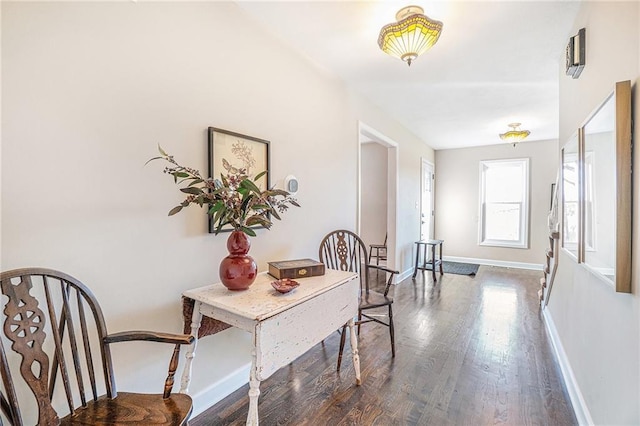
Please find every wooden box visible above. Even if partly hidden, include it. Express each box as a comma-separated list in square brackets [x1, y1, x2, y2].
[268, 259, 325, 280]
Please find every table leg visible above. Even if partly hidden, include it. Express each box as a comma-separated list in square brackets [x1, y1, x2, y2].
[423, 244, 428, 273]
[246, 348, 261, 426]
[439, 242, 444, 275]
[412, 243, 420, 278]
[431, 244, 437, 281]
[346, 318, 362, 385]
[180, 300, 202, 394]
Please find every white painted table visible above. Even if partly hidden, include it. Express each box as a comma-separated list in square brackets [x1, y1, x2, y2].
[179, 269, 361, 425]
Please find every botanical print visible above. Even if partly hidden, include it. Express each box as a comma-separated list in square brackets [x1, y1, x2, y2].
[231, 140, 257, 174]
[213, 131, 267, 190]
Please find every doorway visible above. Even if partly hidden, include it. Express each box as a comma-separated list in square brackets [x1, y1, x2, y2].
[421, 159, 435, 240]
[357, 122, 398, 276]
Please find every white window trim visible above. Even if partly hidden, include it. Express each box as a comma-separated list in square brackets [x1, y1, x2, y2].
[478, 158, 530, 249]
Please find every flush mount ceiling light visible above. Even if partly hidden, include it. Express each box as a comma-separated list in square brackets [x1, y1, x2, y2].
[500, 123, 531, 146]
[378, 5, 443, 66]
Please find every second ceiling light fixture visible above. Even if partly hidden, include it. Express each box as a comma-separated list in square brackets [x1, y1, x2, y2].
[499, 123, 531, 146]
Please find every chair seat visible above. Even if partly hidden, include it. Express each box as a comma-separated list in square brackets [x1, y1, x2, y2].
[360, 290, 393, 310]
[369, 243, 386, 249]
[61, 392, 193, 425]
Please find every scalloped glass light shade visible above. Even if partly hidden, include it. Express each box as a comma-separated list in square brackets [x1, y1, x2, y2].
[378, 6, 443, 66]
[499, 123, 531, 144]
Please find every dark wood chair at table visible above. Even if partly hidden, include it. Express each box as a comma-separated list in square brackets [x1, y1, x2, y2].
[368, 232, 388, 266]
[0, 268, 194, 425]
[319, 230, 399, 371]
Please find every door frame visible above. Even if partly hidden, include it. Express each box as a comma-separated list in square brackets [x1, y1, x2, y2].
[357, 121, 398, 278]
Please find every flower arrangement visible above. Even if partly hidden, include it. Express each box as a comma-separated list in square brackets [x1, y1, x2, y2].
[148, 146, 299, 236]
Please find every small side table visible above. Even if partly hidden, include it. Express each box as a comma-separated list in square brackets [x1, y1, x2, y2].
[412, 239, 444, 281]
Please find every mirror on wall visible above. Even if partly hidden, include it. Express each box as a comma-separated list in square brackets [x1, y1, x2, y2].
[581, 80, 631, 293]
[561, 132, 580, 261]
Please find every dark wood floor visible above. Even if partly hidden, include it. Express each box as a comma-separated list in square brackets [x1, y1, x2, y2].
[192, 266, 577, 425]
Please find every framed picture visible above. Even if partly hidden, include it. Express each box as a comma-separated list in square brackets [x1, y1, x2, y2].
[207, 127, 270, 234]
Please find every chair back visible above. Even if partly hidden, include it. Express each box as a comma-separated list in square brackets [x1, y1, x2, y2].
[318, 230, 371, 293]
[0, 268, 116, 425]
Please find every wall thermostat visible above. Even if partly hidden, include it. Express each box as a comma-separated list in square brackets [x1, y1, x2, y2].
[284, 175, 299, 196]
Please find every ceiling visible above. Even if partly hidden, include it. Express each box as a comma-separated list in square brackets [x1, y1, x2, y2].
[237, 1, 581, 150]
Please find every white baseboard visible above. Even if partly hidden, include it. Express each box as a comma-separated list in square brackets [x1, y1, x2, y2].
[394, 256, 541, 284]
[190, 362, 251, 418]
[443, 255, 543, 271]
[396, 267, 414, 283]
[542, 309, 594, 426]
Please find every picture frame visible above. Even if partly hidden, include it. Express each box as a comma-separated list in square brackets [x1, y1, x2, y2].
[207, 127, 270, 234]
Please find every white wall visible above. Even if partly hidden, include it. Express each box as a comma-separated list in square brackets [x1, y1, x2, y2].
[435, 139, 558, 266]
[360, 142, 387, 249]
[549, 2, 640, 424]
[0, 2, 434, 418]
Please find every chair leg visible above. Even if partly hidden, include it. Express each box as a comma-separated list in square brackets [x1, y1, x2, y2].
[337, 324, 347, 371]
[388, 304, 395, 358]
[357, 311, 362, 336]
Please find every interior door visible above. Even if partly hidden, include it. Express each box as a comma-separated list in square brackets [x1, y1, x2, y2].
[421, 159, 435, 240]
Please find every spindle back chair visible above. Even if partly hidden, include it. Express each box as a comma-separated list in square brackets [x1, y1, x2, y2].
[0, 268, 193, 425]
[368, 233, 388, 265]
[318, 230, 399, 370]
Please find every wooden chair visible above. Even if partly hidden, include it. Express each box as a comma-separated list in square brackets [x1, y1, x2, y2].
[368, 233, 388, 265]
[318, 230, 399, 371]
[0, 268, 194, 425]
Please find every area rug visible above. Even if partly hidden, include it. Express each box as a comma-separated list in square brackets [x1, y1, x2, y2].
[442, 261, 480, 276]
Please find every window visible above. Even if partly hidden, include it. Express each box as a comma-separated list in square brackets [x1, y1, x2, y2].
[479, 158, 529, 248]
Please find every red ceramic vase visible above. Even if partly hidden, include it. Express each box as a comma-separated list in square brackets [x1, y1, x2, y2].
[219, 230, 257, 291]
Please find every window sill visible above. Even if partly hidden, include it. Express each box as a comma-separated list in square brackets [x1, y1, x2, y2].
[479, 240, 528, 249]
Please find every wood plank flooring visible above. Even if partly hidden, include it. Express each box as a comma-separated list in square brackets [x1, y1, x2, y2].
[192, 266, 577, 425]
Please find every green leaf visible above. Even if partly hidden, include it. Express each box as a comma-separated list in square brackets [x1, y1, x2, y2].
[290, 200, 300, 207]
[188, 178, 204, 187]
[240, 226, 257, 237]
[240, 179, 262, 194]
[251, 204, 270, 210]
[144, 156, 163, 166]
[246, 216, 271, 227]
[180, 187, 203, 195]
[263, 189, 288, 197]
[253, 170, 267, 182]
[208, 201, 224, 215]
[213, 207, 226, 226]
[175, 172, 189, 178]
[168, 205, 183, 216]
[239, 196, 253, 216]
[158, 145, 168, 156]
[271, 208, 281, 221]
